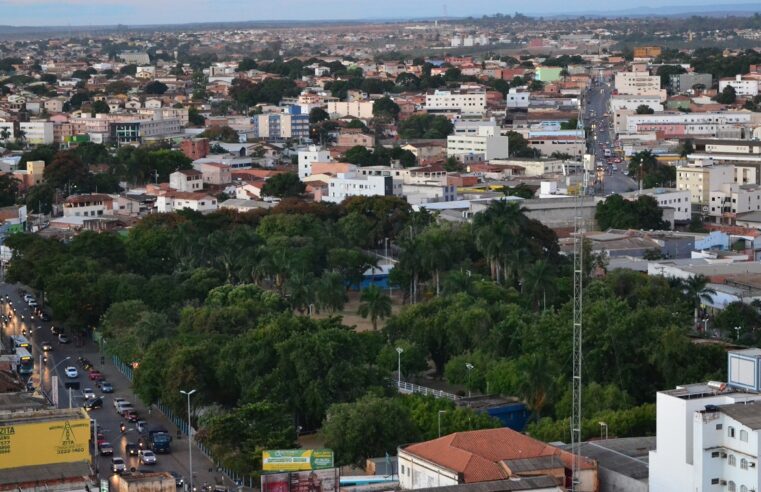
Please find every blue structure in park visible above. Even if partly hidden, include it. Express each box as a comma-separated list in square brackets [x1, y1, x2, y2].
[456, 396, 531, 431]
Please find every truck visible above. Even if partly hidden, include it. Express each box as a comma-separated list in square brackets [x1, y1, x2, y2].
[148, 427, 172, 454]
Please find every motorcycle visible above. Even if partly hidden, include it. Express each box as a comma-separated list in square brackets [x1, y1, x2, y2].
[119, 422, 126, 433]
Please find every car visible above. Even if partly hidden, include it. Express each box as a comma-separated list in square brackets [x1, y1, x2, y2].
[126, 442, 139, 456]
[23, 294, 32, 302]
[96, 432, 107, 446]
[41, 341, 53, 352]
[88, 370, 104, 381]
[64, 366, 78, 378]
[83, 387, 96, 399]
[169, 471, 184, 488]
[119, 405, 135, 418]
[58, 334, 70, 344]
[84, 397, 103, 411]
[139, 449, 157, 465]
[113, 397, 126, 410]
[111, 457, 126, 474]
[100, 381, 113, 393]
[40, 312, 51, 322]
[51, 325, 61, 335]
[78, 357, 92, 369]
[125, 410, 139, 422]
[99, 441, 113, 455]
[28, 300, 38, 308]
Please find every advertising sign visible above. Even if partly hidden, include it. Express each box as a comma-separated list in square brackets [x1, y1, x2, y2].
[0, 416, 91, 469]
[262, 469, 339, 492]
[263, 449, 334, 471]
[262, 473, 290, 492]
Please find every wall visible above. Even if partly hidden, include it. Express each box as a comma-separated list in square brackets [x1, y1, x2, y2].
[397, 450, 459, 490]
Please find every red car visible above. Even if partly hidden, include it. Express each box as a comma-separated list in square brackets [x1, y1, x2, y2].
[96, 432, 108, 447]
[125, 410, 139, 422]
[88, 370, 104, 381]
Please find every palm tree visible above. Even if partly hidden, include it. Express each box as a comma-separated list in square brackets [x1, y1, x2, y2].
[358, 285, 392, 330]
[316, 271, 348, 314]
[683, 274, 716, 330]
[516, 353, 556, 418]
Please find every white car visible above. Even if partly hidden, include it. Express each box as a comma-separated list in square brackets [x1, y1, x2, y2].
[64, 366, 78, 378]
[112, 397, 125, 410]
[139, 449, 157, 465]
[111, 457, 126, 473]
[83, 387, 96, 399]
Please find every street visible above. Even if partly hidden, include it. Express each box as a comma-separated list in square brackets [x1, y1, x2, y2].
[583, 77, 638, 195]
[0, 280, 237, 491]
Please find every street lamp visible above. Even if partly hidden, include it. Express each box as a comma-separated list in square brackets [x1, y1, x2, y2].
[180, 389, 197, 492]
[465, 363, 474, 398]
[438, 410, 447, 438]
[735, 326, 742, 341]
[396, 347, 404, 390]
[598, 421, 608, 440]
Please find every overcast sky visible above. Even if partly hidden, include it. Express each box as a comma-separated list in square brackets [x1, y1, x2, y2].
[0, 0, 753, 26]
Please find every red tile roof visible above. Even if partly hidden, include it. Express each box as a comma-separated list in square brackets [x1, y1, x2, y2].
[403, 428, 594, 483]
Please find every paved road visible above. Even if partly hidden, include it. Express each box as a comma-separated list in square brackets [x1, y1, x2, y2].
[0, 281, 238, 491]
[583, 78, 638, 195]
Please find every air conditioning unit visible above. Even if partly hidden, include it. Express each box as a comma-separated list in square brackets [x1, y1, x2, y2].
[751, 462, 756, 468]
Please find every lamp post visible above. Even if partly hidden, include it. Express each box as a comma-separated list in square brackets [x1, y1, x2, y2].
[465, 363, 474, 398]
[396, 347, 404, 390]
[735, 326, 742, 342]
[438, 410, 447, 438]
[180, 389, 197, 492]
[598, 421, 608, 440]
[50, 356, 70, 402]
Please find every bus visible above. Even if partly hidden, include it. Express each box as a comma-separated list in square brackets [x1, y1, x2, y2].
[16, 347, 34, 375]
[11, 335, 31, 351]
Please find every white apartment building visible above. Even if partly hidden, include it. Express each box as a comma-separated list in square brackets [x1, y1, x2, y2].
[650, 349, 761, 492]
[506, 88, 529, 109]
[426, 88, 486, 115]
[452, 118, 499, 136]
[169, 169, 203, 192]
[719, 75, 760, 98]
[620, 188, 692, 222]
[298, 145, 333, 179]
[624, 112, 753, 135]
[677, 162, 735, 204]
[63, 194, 115, 217]
[608, 95, 664, 113]
[447, 126, 510, 160]
[614, 71, 664, 99]
[326, 100, 375, 119]
[19, 121, 54, 145]
[324, 172, 393, 203]
[156, 192, 218, 213]
[709, 183, 761, 224]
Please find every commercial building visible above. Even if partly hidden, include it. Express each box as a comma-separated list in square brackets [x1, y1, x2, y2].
[534, 66, 563, 82]
[527, 136, 586, 158]
[649, 349, 761, 492]
[614, 71, 663, 99]
[623, 112, 753, 136]
[670, 73, 713, 93]
[113, 471, 176, 492]
[677, 162, 735, 205]
[447, 126, 510, 161]
[119, 51, 150, 64]
[323, 172, 393, 203]
[506, 89, 529, 109]
[19, 121, 54, 145]
[398, 428, 597, 491]
[633, 46, 662, 59]
[608, 95, 663, 113]
[426, 88, 486, 115]
[251, 111, 310, 141]
[109, 118, 183, 145]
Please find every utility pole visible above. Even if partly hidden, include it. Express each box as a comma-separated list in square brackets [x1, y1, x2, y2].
[571, 162, 586, 492]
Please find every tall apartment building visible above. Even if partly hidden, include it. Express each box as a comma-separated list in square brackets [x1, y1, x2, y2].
[650, 349, 761, 492]
[425, 88, 486, 115]
[677, 162, 735, 204]
[251, 112, 309, 141]
[614, 71, 663, 99]
[708, 183, 761, 224]
[326, 100, 374, 119]
[19, 121, 54, 145]
[298, 145, 332, 179]
[447, 126, 510, 160]
[719, 75, 761, 98]
[670, 73, 713, 93]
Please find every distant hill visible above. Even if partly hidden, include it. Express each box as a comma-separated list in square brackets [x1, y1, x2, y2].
[538, 3, 761, 18]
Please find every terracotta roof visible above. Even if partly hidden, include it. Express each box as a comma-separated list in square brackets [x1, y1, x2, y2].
[176, 169, 203, 176]
[403, 428, 595, 483]
[64, 194, 114, 204]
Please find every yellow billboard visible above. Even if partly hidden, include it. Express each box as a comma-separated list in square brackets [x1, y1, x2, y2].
[263, 449, 334, 472]
[0, 416, 91, 469]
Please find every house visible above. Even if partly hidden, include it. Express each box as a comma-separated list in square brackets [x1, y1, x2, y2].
[169, 169, 203, 192]
[336, 130, 375, 149]
[62, 194, 114, 217]
[155, 192, 217, 213]
[398, 428, 597, 491]
[195, 162, 232, 186]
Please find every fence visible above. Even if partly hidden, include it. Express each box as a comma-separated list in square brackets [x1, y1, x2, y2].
[111, 355, 255, 488]
[396, 380, 459, 400]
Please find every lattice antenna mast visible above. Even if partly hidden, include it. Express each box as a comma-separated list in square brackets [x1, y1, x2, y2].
[571, 165, 586, 491]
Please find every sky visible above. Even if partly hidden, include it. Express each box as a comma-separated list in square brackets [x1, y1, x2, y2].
[0, 0, 755, 26]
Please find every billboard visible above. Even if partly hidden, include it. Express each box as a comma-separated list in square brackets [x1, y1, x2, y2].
[0, 415, 91, 469]
[263, 449, 334, 472]
[262, 469, 339, 492]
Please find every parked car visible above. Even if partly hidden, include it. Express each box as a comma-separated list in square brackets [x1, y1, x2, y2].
[139, 449, 157, 465]
[111, 457, 126, 474]
[99, 441, 113, 455]
[58, 334, 70, 344]
[100, 382, 113, 393]
[96, 432, 107, 447]
[64, 366, 78, 378]
[82, 387, 96, 399]
[41, 341, 53, 352]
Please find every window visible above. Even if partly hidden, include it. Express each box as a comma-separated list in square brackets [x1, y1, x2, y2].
[401, 465, 405, 475]
[741, 486, 748, 492]
[729, 426, 736, 438]
[741, 430, 749, 442]
[730, 482, 736, 492]
[712, 451, 721, 458]
[712, 479, 720, 485]
[741, 458, 749, 470]
[730, 454, 737, 466]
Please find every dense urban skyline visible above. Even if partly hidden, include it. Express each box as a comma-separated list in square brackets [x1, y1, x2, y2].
[0, 0, 755, 26]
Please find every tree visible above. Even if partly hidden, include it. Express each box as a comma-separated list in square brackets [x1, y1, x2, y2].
[560, 117, 578, 130]
[198, 125, 239, 143]
[715, 85, 737, 104]
[636, 105, 655, 114]
[315, 271, 348, 313]
[372, 97, 400, 120]
[144, 80, 168, 95]
[90, 99, 110, 116]
[236, 58, 258, 72]
[595, 194, 669, 231]
[628, 150, 675, 188]
[323, 395, 419, 467]
[682, 274, 716, 329]
[0, 174, 19, 206]
[507, 131, 540, 158]
[528, 80, 545, 92]
[188, 107, 205, 126]
[120, 64, 137, 76]
[397, 114, 453, 139]
[25, 184, 55, 214]
[44, 151, 90, 191]
[261, 173, 305, 198]
[309, 107, 330, 124]
[657, 65, 687, 88]
[358, 285, 392, 330]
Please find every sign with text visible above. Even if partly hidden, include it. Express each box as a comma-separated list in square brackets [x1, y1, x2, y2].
[263, 449, 334, 472]
[0, 415, 90, 469]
